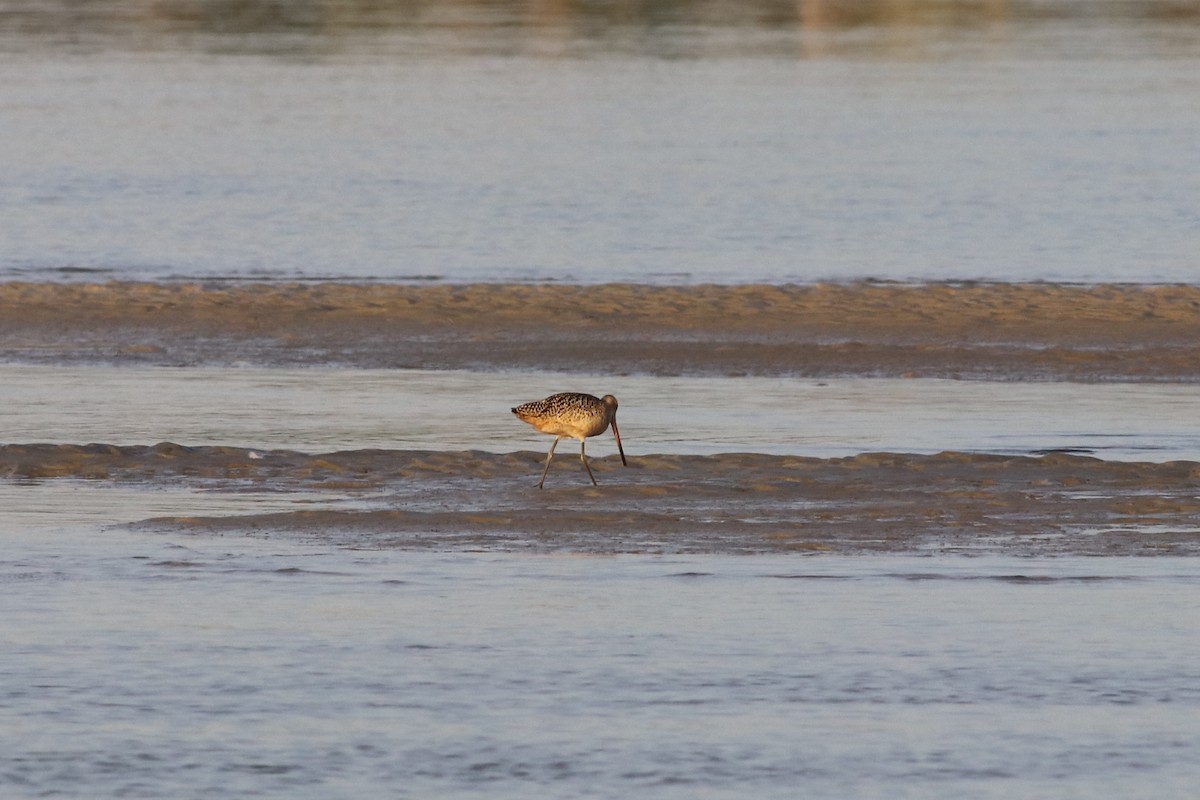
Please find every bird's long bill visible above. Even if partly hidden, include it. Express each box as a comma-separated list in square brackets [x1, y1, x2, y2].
[611, 417, 628, 467]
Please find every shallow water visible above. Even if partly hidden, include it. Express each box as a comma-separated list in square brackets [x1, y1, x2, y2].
[3, 1, 1199, 284]
[4, 364, 1199, 461]
[4, 523, 1200, 798]
[5, 4, 1200, 794]
[6, 371, 1200, 797]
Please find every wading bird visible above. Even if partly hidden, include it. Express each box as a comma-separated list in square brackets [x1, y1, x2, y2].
[511, 392, 627, 488]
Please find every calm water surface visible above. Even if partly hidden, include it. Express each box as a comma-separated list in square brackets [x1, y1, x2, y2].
[4, 522, 1200, 799]
[5, 4, 1200, 796]
[2, 0, 1199, 284]
[3, 364, 1200, 460]
[4, 364, 1200, 797]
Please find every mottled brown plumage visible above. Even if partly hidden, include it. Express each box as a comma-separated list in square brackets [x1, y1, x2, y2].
[512, 392, 627, 488]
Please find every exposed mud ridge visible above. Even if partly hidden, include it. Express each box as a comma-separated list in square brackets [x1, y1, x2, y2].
[3, 281, 1200, 380]
[6, 443, 1200, 555]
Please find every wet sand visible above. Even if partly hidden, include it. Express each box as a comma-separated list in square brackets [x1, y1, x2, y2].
[4, 281, 1200, 379]
[6, 444, 1200, 556]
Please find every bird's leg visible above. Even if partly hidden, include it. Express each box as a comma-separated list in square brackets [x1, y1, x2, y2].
[580, 439, 597, 486]
[537, 437, 560, 489]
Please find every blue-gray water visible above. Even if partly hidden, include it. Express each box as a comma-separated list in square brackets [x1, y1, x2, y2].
[3, 0, 1199, 284]
[4, 365, 1200, 461]
[5, 523, 1200, 799]
[5, 3, 1200, 796]
[4, 366, 1200, 797]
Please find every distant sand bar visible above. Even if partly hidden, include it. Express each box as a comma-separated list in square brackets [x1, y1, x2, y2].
[3, 281, 1200, 379]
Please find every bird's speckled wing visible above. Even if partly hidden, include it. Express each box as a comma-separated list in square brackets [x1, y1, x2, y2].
[513, 392, 600, 422]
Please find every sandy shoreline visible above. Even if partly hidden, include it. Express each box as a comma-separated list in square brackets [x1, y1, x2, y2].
[3, 281, 1200, 379]
[6, 443, 1200, 556]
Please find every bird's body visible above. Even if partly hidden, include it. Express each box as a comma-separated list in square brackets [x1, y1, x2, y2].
[512, 392, 627, 488]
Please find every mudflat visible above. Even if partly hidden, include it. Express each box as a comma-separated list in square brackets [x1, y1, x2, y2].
[6, 443, 1200, 556]
[3, 281, 1200, 379]
[7, 281, 1200, 555]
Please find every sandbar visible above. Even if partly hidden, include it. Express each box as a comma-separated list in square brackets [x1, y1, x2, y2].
[3, 281, 1200, 380]
[6, 443, 1200, 556]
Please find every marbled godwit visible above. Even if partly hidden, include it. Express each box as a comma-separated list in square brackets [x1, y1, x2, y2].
[512, 392, 627, 488]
